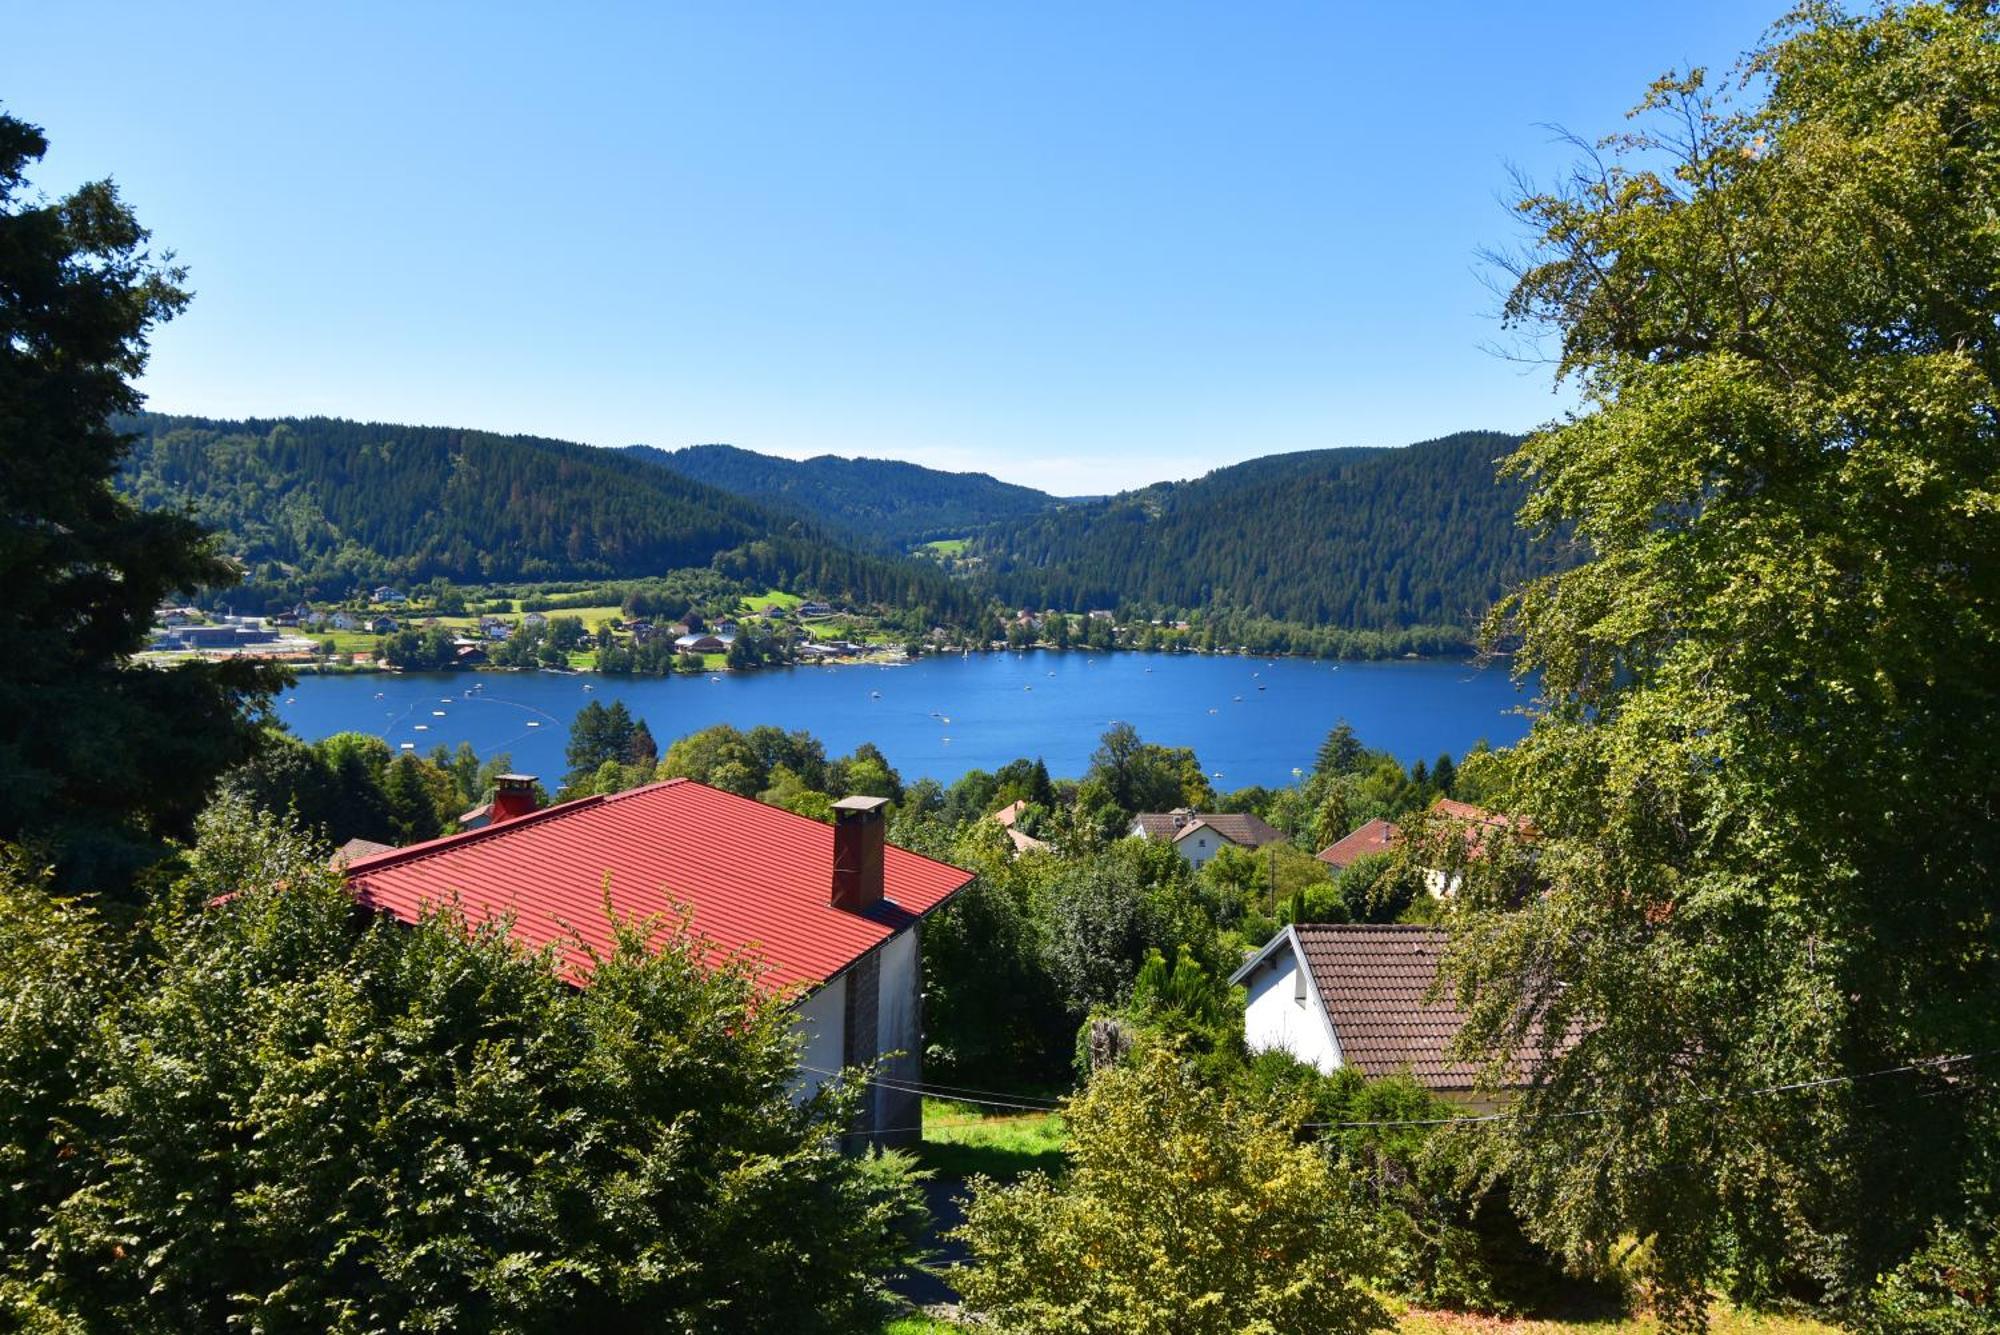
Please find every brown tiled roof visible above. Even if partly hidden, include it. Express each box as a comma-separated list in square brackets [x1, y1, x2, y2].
[1295, 924, 1491, 1093]
[1316, 818, 1401, 869]
[329, 837, 397, 868]
[1133, 810, 1286, 848]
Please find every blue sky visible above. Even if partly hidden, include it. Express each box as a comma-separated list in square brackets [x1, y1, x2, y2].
[7, 3, 1770, 494]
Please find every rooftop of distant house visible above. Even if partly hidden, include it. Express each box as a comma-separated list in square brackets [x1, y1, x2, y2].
[1233, 922, 1538, 1095]
[1316, 817, 1401, 869]
[340, 778, 974, 995]
[1132, 807, 1286, 849]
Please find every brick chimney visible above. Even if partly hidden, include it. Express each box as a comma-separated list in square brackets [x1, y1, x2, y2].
[831, 795, 889, 913]
[491, 774, 539, 825]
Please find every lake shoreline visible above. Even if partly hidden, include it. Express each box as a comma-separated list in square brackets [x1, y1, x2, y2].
[274, 650, 1534, 790]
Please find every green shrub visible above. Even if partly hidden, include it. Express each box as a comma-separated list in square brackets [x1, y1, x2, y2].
[953, 1044, 1388, 1335]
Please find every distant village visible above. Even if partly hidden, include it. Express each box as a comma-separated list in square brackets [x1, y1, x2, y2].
[145, 578, 1229, 675]
[144, 585, 882, 672]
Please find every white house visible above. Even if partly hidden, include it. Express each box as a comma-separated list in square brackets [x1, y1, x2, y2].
[1231, 923, 1520, 1108]
[338, 781, 973, 1146]
[1130, 808, 1286, 869]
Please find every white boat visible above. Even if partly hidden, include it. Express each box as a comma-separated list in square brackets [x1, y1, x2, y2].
[526, 721, 540, 727]
[413, 724, 428, 731]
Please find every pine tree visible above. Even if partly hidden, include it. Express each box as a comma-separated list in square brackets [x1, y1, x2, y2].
[0, 112, 284, 888]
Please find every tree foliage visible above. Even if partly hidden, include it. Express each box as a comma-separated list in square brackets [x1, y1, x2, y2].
[1452, 4, 2000, 1323]
[953, 1044, 1388, 1335]
[969, 431, 1563, 636]
[0, 111, 283, 888]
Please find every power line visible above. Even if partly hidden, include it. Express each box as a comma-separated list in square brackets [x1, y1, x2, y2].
[799, 1064, 1062, 1115]
[1301, 1049, 1989, 1131]
[808, 1049, 1989, 1135]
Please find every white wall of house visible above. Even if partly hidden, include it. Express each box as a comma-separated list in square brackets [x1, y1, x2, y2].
[873, 927, 923, 1137]
[1174, 828, 1233, 870]
[1239, 937, 1341, 1073]
[791, 972, 847, 1103]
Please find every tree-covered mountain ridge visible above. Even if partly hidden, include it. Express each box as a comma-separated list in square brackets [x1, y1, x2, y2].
[113, 412, 981, 617]
[624, 441, 1062, 546]
[966, 430, 1566, 631]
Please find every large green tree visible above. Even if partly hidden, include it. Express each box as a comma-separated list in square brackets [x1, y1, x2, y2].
[1447, 4, 2000, 1325]
[0, 111, 282, 887]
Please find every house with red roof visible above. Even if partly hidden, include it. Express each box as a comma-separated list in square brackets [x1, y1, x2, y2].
[339, 777, 975, 1145]
[1314, 799, 1529, 896]
[1314, 817, 1401, 871]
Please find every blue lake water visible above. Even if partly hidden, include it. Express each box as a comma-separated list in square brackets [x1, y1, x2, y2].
[275, 651, 1536, 790]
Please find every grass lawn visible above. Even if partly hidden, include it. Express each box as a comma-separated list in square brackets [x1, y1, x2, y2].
[912, 1098, 1067, 1182]
[921, 538, 968, 556]
[738, 588, 804, 613]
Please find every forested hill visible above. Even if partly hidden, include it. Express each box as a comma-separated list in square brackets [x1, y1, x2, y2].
[968, 431, 1562, 630]
[113, 413, 982, 616]
[627, 442, 1059, 546]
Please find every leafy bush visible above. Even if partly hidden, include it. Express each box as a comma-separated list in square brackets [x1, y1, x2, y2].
[1236, 1050, 1585, 1315]
[1867, 1219, 2000, 1335]
[953, 1044, 1388, 1335]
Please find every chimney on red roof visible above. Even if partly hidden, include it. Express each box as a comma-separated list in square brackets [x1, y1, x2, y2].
[831, 795, 889, 913]
[491, 774, 538, 825]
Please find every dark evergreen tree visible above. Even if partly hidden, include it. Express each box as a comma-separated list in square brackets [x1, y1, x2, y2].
[564, 701, 639, 788]
[0, 111, 284, 888]
[1316, 722, 1363, 777]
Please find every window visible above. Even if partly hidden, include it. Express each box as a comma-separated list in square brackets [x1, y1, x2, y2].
[1293, 962, 1308, 1008]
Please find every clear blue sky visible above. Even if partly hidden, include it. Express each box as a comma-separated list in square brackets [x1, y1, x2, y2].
[7, 3, 1771, 494]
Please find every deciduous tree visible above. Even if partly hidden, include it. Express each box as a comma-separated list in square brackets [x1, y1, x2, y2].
[1455, 5, 2000, 1322]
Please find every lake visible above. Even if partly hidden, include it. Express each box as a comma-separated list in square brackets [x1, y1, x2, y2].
[275, 651, 1535, 791]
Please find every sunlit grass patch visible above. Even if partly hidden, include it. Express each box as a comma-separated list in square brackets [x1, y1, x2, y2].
[915, 1097, 1068, 1181]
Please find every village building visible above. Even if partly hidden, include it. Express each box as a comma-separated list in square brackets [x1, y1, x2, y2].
[1313, 800, 1525, 896]
[1129, 808, 1286, 869]
[1315, 817, 1401, 871]
[990, 798, 1050, 856]
[371, 586, 408, 604]
[674, 632, 735, 653]
[1230, 923, 1518, 1110]
[338, 779, 973, 1145]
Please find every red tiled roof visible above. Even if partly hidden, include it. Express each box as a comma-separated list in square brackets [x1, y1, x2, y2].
[342, 779, 974, 996]
[1423, 798, 1532, 862]
[1294, 924, 1494, 1092]
[1315, 818, 1401, 869]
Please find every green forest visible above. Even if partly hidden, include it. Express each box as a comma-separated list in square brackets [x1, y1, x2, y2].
[114, 413, 984, 622]
[965, 431, 1568, 630]
[629, 441, 1062, 547]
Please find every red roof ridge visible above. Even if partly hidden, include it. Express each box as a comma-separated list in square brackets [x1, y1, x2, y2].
[341, 793, 610, 876]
